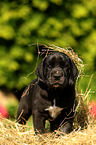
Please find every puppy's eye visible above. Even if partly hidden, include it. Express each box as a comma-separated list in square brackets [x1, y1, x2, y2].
[60, 62, 65, 67]
[61, 62, 68, 68]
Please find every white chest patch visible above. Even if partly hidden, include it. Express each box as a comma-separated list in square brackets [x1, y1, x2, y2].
[45, 99, 63, 119]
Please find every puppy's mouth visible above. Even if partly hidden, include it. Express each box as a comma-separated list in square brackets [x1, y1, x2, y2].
[47, 70, 65, 88]
[50, 82, 64, 88]
[48, 76, 65, 88]
[51, 74, 65, 88]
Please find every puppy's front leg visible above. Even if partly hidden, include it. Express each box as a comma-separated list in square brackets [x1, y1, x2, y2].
[33, 110, 46, 134]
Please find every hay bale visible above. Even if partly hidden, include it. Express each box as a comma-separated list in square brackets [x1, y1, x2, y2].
[0, 117, 96, 144]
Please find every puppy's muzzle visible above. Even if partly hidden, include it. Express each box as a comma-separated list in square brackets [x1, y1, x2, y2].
[53, 71, 63, 81]
[51, 68, 64, 86]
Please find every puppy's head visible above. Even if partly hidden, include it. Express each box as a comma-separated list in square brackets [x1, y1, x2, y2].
[36, 51, 78, 88]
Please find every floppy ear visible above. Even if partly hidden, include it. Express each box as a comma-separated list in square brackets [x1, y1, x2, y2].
[69, 59, 79, 86]
[36, 59, 45, 82]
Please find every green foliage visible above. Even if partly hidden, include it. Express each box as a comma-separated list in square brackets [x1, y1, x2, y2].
[7, 102, 19, 118]
[6, 97, 19, 118]
[0, 0, 96, 99]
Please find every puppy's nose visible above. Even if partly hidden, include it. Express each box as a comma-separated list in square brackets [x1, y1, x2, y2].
[54, 73, 61, 80]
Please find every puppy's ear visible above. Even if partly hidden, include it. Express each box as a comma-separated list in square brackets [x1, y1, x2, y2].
[69, 59, 79, 86]
[36, 59, 45, 82]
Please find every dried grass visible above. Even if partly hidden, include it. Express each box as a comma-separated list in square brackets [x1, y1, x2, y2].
[0, 115, 96, 145]
[0, 45, 95, 144]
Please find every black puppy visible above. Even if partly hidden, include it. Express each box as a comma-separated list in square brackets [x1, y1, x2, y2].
[16, 51, 78, 134]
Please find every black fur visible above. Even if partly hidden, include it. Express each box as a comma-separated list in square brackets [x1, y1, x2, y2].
[16, 51, 78, 134]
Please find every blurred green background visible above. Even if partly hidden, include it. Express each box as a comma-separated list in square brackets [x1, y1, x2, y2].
[0, 0, 96, 104]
